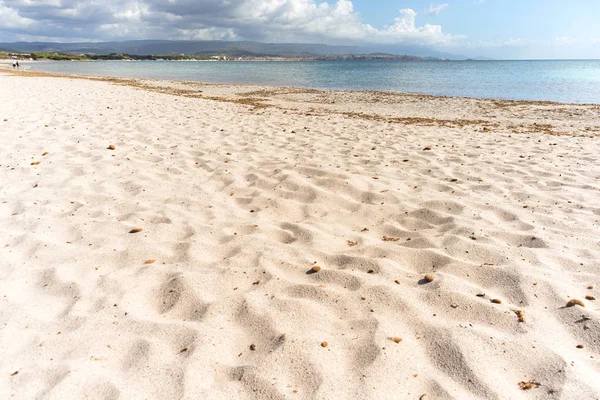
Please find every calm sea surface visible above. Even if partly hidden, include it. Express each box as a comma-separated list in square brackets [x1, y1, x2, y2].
[29, 59, 600, 104]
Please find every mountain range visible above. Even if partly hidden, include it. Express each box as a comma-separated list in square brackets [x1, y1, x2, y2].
[0, 40, 477, 60]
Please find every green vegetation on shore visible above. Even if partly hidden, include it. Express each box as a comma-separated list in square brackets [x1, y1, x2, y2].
[31, 52, 88, 60]
[3, 51, 433, 62]
[28, 52, 214, 61]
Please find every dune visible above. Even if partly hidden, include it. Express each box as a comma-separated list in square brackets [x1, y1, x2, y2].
[1, 69, 599, 399]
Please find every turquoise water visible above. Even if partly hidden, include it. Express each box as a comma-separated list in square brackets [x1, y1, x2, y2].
[30, 59, 600, 104]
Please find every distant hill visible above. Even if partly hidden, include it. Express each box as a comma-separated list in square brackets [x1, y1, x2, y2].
[0, 40, 360, 57]
[361, 44, 468, 60]
[0, 40, 469, 60]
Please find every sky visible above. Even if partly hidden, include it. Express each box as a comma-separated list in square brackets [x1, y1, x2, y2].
[1, 0, 599, 59]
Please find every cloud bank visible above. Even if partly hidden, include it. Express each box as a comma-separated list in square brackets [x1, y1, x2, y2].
[0, 0, 458, 46]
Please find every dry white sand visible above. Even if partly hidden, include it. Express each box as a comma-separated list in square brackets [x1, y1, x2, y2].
[1, 70, 599, 399]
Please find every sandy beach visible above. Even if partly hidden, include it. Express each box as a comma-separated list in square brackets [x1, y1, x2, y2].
[1, 69, 599, 399]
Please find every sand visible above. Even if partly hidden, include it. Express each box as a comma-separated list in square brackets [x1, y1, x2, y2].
[0, 69, 599, 399]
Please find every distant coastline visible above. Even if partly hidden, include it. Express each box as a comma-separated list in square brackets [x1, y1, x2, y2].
[0, 39, 476, 60]
[0, 51, 446, 62]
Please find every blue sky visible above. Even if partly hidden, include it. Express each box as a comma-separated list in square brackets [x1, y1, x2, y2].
[352, 0, 600, 58]
[1, 0, 599, 59]
[356, 0, 596, 42]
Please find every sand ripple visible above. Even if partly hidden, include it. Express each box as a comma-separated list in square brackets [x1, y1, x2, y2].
[1, 72, 599, 399]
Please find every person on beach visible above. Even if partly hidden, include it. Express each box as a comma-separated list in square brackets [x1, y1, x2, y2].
[12, 60, 16, 69]
[16, 61, 20, 69]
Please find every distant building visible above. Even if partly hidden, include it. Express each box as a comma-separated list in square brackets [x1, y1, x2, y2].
[8, 53, 31, 59]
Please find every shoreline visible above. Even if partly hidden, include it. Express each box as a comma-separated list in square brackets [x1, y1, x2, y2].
[2, 67, 599, 137]
[3, 62, 599, 107]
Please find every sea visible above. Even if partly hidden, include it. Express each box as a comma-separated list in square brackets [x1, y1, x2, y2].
[28, 59, 600, 104]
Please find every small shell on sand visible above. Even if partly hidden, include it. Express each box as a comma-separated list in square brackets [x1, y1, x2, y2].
[394, 280, 400, 285]
[107, 144, 116, 150]
[388, 337, 403, 344]
[310, 266, 321, 273]
[31, 161, 40, 165]
[321, 341, 328, 348]
[144, 259, 156, 264]
[585, 295, 596, 301]
[514, 309, 525, 322]
[250, 344, 256, 351]
[347, 240, 358, 247]
[423, 274, 435, 283]
[423, 147, 432, 151]
[129, 228, 143, 233]
[518, 381, 540, 390]
[491, 299, 502, 304]
[576, 344, 584, 349]
[42, 152, 49, 156]
[566, 299, 585, 308]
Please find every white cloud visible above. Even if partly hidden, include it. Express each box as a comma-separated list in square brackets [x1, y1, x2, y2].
[463, 36, 592, 49]
[0, 0, 458, 46]
[424, 3, 448, 16]
[0, 1, 35, 29]
[553, 36, 574, 45]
